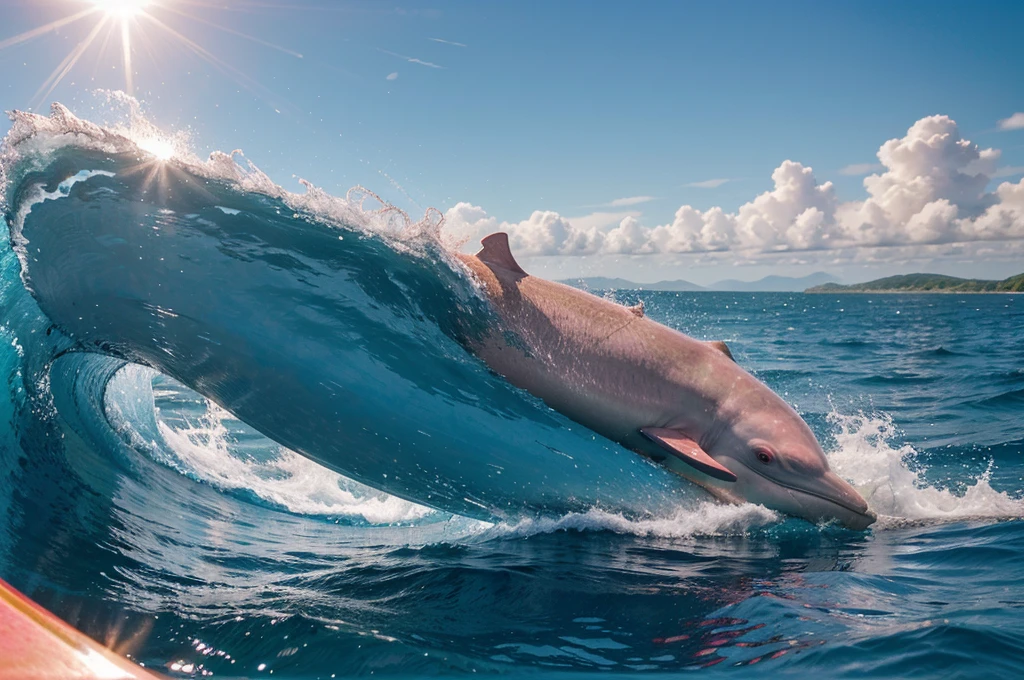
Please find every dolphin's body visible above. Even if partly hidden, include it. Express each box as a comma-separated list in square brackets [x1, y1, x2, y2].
[459, 233, 875, 529]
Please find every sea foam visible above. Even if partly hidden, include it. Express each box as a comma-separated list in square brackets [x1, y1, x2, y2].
[155, 400, 435, 525]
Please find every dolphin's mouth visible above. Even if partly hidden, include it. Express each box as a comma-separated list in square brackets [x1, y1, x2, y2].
[745, 466, 876, 529]
[779, 481, 877, 528]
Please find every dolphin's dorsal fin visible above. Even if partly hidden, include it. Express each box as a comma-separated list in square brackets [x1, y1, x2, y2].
[706, 340, 734, 361]
[640, 428, 737, 482]
[627, 301, 645, 318]
[477, 232, 526, 275]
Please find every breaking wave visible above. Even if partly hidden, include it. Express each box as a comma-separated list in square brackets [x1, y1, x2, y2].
[3, 99, 1023, 680]
[1, 99, 1019, 542]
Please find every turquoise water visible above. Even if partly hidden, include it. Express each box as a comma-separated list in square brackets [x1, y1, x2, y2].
[2, 108, 1023, 678]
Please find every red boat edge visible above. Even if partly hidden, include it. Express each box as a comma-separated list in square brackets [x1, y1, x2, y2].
[0, 578, 162, 680]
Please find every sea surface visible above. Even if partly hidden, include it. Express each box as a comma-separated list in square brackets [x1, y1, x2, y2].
[2, 106, 1023, 679]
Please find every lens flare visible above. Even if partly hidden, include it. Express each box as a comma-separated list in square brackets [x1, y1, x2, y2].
[137, 136, 174, 161]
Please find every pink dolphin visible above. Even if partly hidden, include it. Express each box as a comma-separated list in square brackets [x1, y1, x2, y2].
[458, 233, 875, 530]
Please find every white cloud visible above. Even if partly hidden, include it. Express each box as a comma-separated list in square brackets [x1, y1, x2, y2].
[998, 112, 1024, 131]
[409, 58, 442, 69]
[604, 216, 654, 254]
[386, 72, 399, 81]
[838, 162, 884, 176]
[605, 195, 655, 207]
[685, 178, 731, 189]
[430, 38, 467, 47]
[445, 115, 1024, 260]
[567, 210, 643, 232]
[843, 115, 1000, 244]
[444, 203, 602, 255]
[378, 48, 443, 69]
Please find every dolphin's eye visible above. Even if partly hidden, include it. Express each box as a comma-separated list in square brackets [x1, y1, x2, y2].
[755, 448, 774, 464]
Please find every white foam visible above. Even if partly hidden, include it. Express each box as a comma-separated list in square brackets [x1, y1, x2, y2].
[826, 411, 1024, 527]
[480, 503, 781, 540]
[154, 401, 435, 525]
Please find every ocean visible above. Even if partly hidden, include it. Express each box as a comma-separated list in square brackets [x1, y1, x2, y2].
[1, 105, 1023, 679]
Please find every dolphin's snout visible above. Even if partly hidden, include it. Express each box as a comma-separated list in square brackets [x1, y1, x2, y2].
[822, 471, 870, 514]
[845, 508, 877, 530]
[768, 469, 876, 530]
[816, 471, 876, 529]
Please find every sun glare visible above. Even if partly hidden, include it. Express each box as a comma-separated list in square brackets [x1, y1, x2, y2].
[1, 0, 302, 111]
[87, 0, 150, 19]
[138, 136, 175, 161]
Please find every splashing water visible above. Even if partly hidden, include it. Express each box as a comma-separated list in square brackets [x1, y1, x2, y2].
[828, 411, 1024, 526]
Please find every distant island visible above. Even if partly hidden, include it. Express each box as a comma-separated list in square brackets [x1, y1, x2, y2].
[806, 273, 1024, 294]
[560, 271, 837, 293]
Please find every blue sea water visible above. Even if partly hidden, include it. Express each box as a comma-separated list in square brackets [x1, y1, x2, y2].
[1, 106, 1023, 679]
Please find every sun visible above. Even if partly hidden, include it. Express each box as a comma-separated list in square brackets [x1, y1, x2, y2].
[87, 0, 151, 19]
[0, 0, 302, 112]
[138, 136, 175, 161]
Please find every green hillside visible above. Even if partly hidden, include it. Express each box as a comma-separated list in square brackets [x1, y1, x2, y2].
[1001, 273, 1024, 292]
[807, 272, 1024, 293]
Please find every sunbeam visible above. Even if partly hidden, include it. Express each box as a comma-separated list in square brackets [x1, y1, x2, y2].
[159, 3, 304, 59]
[31, 16, 110, 111]
[0, 8, 99, 51]
[140, 12, 291, 111]
[1, 0, 303, 111]
[120, 18, 134, 94]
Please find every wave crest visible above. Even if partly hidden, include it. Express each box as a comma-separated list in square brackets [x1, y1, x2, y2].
[3, 99, 453, 254]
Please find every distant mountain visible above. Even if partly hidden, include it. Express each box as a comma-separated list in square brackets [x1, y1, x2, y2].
[807, 272, 1024, 293]
[710, 272, 838, 292]
[559, 272, 842, 293]
[559, 276, 705, 292]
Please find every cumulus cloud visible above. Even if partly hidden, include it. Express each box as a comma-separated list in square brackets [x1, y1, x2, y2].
[839, 163, 883, 176]
[685, 178, 731, 189]
[386, 72, 399, 81]
[604, 216, 655, 254]
[445, 115, 1024, 258]
[998, 112, 1024, 131]
[445, 203, 603, 256]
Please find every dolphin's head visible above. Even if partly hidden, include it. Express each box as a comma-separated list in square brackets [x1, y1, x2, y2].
[707, 395, 876, 530]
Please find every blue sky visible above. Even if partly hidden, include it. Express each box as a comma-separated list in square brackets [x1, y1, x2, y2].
[2, 0, 1023, 284]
